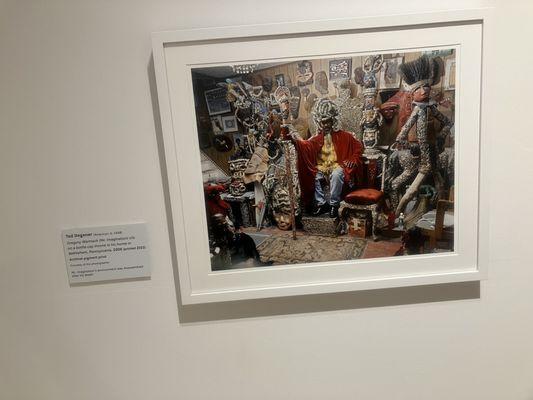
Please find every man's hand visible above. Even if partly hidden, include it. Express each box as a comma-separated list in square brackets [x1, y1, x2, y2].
[280, 124, 296, 141]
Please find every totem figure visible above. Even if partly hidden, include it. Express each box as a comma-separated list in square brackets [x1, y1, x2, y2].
[263, 145, 301, 230]
[228, 158, 248, 196]
[392, 55, 453, 215]
[358, 55, 384, 156]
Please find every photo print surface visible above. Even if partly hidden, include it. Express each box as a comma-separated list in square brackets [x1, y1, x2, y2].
[191, 49, 456, 271]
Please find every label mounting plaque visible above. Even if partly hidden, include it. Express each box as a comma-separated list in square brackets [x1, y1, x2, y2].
[62, 223, 150, 284]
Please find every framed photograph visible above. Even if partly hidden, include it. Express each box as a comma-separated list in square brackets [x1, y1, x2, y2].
[329, 58, 352, 80]
[444, 58, 457, 90]
[423, 49, 455, 57]
[232, 133, 244, 148]
[221, 115, 239, 132]
[152, 10, 489, 304]
[210, 115, 224, 135]
[204, 87, 231, 115]
[379, 56, 403, 89]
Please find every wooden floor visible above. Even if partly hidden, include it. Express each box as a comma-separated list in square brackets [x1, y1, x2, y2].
[362, 236, 402, 259]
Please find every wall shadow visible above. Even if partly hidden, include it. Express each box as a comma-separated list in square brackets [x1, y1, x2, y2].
[147, 54, 186, 315]
[147, 54, 480, 325]
[177, 281, 480, 323]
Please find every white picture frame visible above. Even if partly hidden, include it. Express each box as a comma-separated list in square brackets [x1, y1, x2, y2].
[152, 9, 491, 304]
[221, 115, 239, 133]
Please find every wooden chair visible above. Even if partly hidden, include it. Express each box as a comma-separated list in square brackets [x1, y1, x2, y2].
[416, 187, 454, 250]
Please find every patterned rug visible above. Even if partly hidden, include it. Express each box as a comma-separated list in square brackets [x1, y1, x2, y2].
[257, 232, 367, 265]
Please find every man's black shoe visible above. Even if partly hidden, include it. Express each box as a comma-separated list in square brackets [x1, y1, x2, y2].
[313, 204, 330, 216]
[329, 205, 340, 218]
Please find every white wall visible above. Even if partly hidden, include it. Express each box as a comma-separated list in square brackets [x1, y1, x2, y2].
[2, 1, 533, 399]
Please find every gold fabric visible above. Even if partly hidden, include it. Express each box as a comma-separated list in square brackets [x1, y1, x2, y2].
[317, 134, 339, 175]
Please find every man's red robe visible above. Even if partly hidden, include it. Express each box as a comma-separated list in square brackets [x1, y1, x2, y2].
[293, 130, 364, 207]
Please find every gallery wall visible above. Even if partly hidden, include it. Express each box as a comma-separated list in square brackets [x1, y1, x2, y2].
[2, 0, 533, 399]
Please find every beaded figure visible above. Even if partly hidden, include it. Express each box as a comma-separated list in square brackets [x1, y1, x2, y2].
[392, 55, 453, 215]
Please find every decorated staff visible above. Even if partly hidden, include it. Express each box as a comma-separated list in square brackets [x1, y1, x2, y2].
[274, 86, 298, 239]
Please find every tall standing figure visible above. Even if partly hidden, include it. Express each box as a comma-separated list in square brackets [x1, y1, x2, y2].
[392, 55, 453, 215]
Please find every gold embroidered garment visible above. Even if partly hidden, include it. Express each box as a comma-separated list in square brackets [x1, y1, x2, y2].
[317, 134, 339, 175]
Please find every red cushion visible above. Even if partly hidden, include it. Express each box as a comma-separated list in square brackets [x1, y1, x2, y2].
[344, 188, 383, 205]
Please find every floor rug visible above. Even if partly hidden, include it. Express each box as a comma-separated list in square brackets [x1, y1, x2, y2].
[257, 232, 367, 265]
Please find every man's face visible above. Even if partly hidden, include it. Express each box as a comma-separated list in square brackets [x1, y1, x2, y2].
[413, 85, 430, 102]
[381, 107, 396, 120]
[319, 117, 334, 134]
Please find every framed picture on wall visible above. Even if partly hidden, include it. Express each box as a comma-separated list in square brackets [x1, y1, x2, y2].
[444, 59, 456, 89]
[221, 115, 239, 132]
[329, 58, 352, 80]
[379, 56, 403, 89]
[210, 115, 224, 134]
[204, 87, 231, 115]
[152, 10, 489, 304]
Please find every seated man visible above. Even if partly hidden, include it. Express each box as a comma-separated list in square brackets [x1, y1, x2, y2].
[283, 99, 363, 218]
